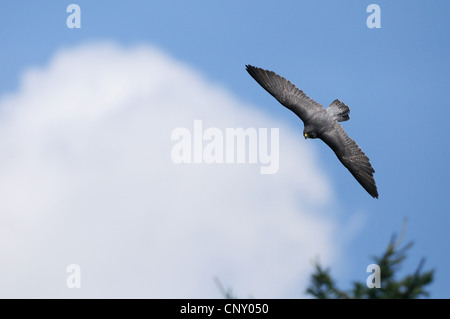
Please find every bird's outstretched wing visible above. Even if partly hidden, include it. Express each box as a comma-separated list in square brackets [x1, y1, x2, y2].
[320, 122, 378, 198]
[246, 65, 323, 122]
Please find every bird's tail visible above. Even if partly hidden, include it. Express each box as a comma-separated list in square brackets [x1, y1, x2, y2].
[326, 99, 350, 122]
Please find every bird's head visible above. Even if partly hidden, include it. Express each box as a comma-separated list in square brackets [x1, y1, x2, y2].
[303, 128, 317, 139]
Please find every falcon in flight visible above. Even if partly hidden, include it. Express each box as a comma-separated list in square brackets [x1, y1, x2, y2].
[246, 65, 378, 198]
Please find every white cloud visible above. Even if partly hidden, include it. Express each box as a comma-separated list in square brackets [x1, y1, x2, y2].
[0, 42, 340, 298]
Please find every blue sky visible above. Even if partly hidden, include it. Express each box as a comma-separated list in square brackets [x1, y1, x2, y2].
[0, 1, 449, 298]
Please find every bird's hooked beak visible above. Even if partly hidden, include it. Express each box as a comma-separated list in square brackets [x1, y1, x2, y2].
[304, 133, 308, 139]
